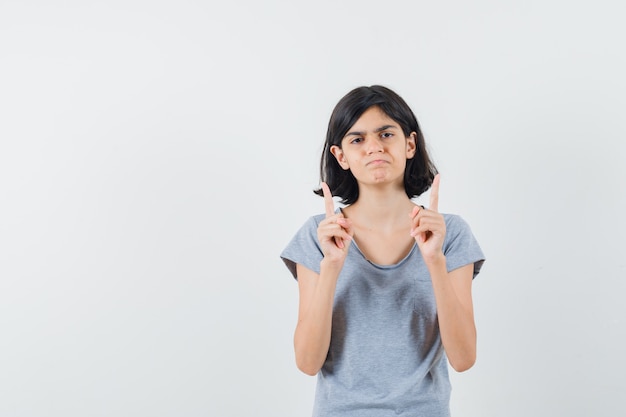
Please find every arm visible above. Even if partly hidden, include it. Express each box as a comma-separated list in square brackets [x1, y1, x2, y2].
[293, 182, 353, 376]
[424, 259, 476, 372]
[293, 260, 342, 375]
[410, 174, 477, 372]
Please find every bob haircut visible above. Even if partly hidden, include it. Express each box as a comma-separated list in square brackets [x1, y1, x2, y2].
[314, 85, 438, 205]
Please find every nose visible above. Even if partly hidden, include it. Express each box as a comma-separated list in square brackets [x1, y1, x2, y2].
[365, 137, 384, 154]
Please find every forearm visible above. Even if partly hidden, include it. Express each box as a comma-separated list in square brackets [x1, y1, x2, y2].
[426, 256, 476, 372]
[294, 260, 342, 375]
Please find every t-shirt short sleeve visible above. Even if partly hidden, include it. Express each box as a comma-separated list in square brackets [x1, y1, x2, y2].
[280, 215, 324, 280]
[443, 214, 485, 278]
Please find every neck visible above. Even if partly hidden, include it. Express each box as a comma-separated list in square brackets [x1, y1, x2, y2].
[344, 183, 416, 230]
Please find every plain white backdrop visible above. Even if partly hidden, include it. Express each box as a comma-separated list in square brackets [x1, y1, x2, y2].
[1, 1, 625, 416]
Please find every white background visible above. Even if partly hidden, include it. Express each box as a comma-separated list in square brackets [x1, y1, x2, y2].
[1, 1, 625, 416]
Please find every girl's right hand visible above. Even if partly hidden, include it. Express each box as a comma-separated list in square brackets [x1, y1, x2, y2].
[317, 182, 353, 264]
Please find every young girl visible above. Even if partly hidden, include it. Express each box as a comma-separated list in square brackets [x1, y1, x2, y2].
[281, 85, 485, 417]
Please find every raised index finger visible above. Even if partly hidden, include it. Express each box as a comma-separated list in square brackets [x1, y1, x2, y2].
[429, 174, 440, 212]
[321, 182, 335, 218]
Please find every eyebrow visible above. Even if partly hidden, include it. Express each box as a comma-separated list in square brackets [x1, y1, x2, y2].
[344, 125, 398, 138]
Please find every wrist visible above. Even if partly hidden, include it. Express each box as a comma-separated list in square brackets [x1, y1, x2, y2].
[320, 257, 344, 275]
[423, 252, 446, 269]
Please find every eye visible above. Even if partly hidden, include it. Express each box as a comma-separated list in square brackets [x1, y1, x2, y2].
[349, 137, 363, 144]
[380, 132, 394, 139]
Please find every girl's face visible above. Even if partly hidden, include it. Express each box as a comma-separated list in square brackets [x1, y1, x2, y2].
[330, 106, 416, 188]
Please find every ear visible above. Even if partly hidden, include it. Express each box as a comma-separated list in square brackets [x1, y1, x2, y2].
[330, 145, 350, 170]
[406, 132, 417, 159]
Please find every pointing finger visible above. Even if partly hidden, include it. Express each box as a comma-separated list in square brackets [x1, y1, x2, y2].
[321, 182, 335, 218]
[429, 174, 440, 212]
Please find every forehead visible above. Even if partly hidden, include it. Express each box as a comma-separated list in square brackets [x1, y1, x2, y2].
[349, 106, 399, 130]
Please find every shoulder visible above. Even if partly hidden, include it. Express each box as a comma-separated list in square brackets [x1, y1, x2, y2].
[441, 213, 478, 247]
[440, 212, 485, 276]
[442, 213, 470, 231]
[301, 212, 325, 230]
[281, 213, 327, 279]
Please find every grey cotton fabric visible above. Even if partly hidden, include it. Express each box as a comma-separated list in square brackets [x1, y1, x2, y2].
[280, 211, 485, 417]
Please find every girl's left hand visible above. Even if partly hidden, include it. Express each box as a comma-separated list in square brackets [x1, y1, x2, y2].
[409, 174, 446, 263]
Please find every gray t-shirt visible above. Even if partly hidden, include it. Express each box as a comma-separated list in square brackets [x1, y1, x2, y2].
[281, 211, 485, 417]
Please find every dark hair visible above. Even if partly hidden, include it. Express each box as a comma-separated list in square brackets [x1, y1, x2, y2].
[314, 85, 438, 204]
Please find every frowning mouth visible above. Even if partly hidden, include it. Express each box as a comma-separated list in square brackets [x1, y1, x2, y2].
[366, 159, 389, 166]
